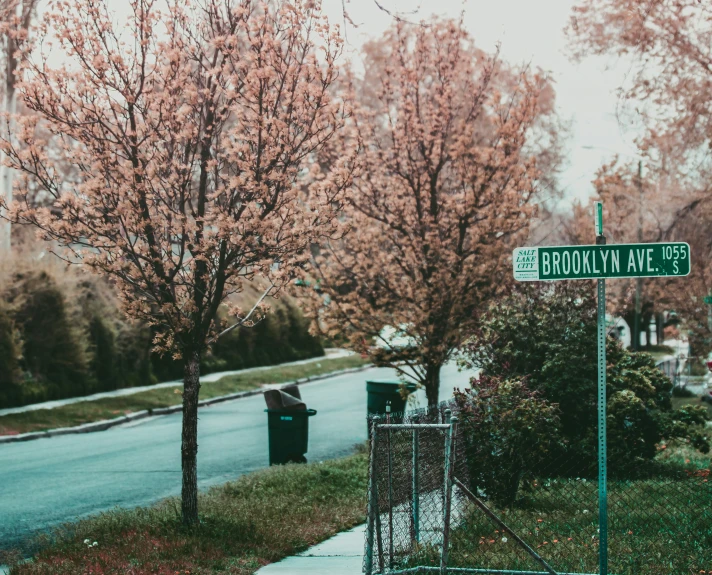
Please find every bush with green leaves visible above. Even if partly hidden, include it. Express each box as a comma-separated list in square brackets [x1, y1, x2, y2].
[454, 375, 561, 506]
[464, 282, 710, 473]
[9, 271, 92, 402]
[0, 302, 22, 407]
[0, 266, 323, 409]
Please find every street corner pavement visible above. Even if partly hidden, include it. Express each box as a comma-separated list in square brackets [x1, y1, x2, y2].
[255, 525, 365, 575]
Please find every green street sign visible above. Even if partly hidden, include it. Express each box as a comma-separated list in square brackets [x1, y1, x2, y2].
[513, 242, 690, 282]
[704, 295, 712, 305]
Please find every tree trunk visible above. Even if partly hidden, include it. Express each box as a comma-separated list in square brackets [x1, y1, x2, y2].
[656, 313, 664, 346]
[424, 362, 442, 410]
[181, 349, 201, 525]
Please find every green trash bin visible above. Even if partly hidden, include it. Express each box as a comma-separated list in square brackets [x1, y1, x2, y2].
[366, 380, 418, 421]
[265, 408, 317, 465]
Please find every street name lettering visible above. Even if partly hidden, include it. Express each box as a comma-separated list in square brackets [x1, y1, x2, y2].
[513, 242, 690, 282]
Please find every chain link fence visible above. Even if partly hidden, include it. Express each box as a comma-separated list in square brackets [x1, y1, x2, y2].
[364, 401, 712, 575]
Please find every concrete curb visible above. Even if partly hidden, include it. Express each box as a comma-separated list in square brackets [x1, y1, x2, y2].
[0, 364, 373, 445]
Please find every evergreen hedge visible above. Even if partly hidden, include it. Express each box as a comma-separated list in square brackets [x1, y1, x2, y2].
[0, 268, 323, 409]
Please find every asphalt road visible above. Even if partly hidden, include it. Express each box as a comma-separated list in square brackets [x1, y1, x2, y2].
[0, 363, 473, 553]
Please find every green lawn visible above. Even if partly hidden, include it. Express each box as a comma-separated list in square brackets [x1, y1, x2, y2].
[0, 355, 368, 436]
[644, 345, 675, 363]
[393, 454, 712, 575]
[672, 395, 712, 418]
[444, 475, 712, 575]
[2, 452, 369, 575]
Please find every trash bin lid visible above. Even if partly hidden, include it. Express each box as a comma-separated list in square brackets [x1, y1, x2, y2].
[264, 408, 317, 416]
[366, 380, 418, 392]
[264, 389, 307, 411]
[280, 384, 302, 400]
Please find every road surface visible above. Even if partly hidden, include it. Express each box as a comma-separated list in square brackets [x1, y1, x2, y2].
[0, 363, 473, 553]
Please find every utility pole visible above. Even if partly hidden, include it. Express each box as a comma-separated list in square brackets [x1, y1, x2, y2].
[633, 160, 643, 350]
[0, 22, 16, 253]
[0, 0, 37, 254]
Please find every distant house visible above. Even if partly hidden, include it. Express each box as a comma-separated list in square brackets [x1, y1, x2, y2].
[606, 315, 631, 349]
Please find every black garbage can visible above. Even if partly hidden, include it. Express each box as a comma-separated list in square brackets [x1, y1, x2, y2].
[366, 380, 418, 422]
[265, 408, 317, 465]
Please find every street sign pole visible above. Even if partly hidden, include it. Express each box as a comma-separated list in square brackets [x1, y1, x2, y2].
[595, 202, 608, 575]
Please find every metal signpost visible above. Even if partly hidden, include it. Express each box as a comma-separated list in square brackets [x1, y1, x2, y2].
[512, 202, 691, 575]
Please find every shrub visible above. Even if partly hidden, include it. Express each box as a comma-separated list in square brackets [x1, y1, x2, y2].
[0, 261, 323, 408]
[465, 283, 710, 473]
[202, 298, 323, 374]
[9, 271, 92, 401]
[0, 267, 155, 408]
[72, 276, 154, 392]
[454, 375, 561, 506]
[0, 303, 21, 406]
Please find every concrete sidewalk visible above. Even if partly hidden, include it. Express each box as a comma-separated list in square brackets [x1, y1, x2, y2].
[256, 525, 365, 575]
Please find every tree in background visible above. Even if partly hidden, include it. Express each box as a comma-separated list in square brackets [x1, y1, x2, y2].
[1, 0, 355, 524]
[309, 18, 553, 407]
[568, 0, 712, 189]
[568, 0, 712, 350]
[656, 202, 712, 353]
[566, 161, 682, 349]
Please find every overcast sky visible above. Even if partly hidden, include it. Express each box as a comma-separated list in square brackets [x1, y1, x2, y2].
[37, 0, 644, 212]
[322, 0, 644, 211]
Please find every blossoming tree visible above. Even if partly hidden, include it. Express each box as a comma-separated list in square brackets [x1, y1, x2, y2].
[568, 0, 712, 188]
[0, 0, 355, 524]
[308, 19, 546, 408]
[568, 0, 712, 348]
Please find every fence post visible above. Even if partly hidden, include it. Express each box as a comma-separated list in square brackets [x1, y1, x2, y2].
[441, 411, 457, 575]
[411, 414, 420, 545]
[386, 404, 394, 569]
[442, 409, 452, 513]
[365, 416, 381, 575]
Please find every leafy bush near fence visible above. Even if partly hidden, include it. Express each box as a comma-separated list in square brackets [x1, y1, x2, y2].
[0, 265, 322, 409]
[464, 282, 710, 478]
[454, 375, 561, 506]
[366, 402, 712, 575]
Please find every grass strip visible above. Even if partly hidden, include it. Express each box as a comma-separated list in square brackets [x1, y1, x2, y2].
[442, 471, 712, 575]
[2, 451, 369, 574]
[395, 447, 711, 575]
[0, 355, 368, 435]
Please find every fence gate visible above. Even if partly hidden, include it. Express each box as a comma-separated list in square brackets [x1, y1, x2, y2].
[364, 409, 458, 575]
[363, 406, 604, 575]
